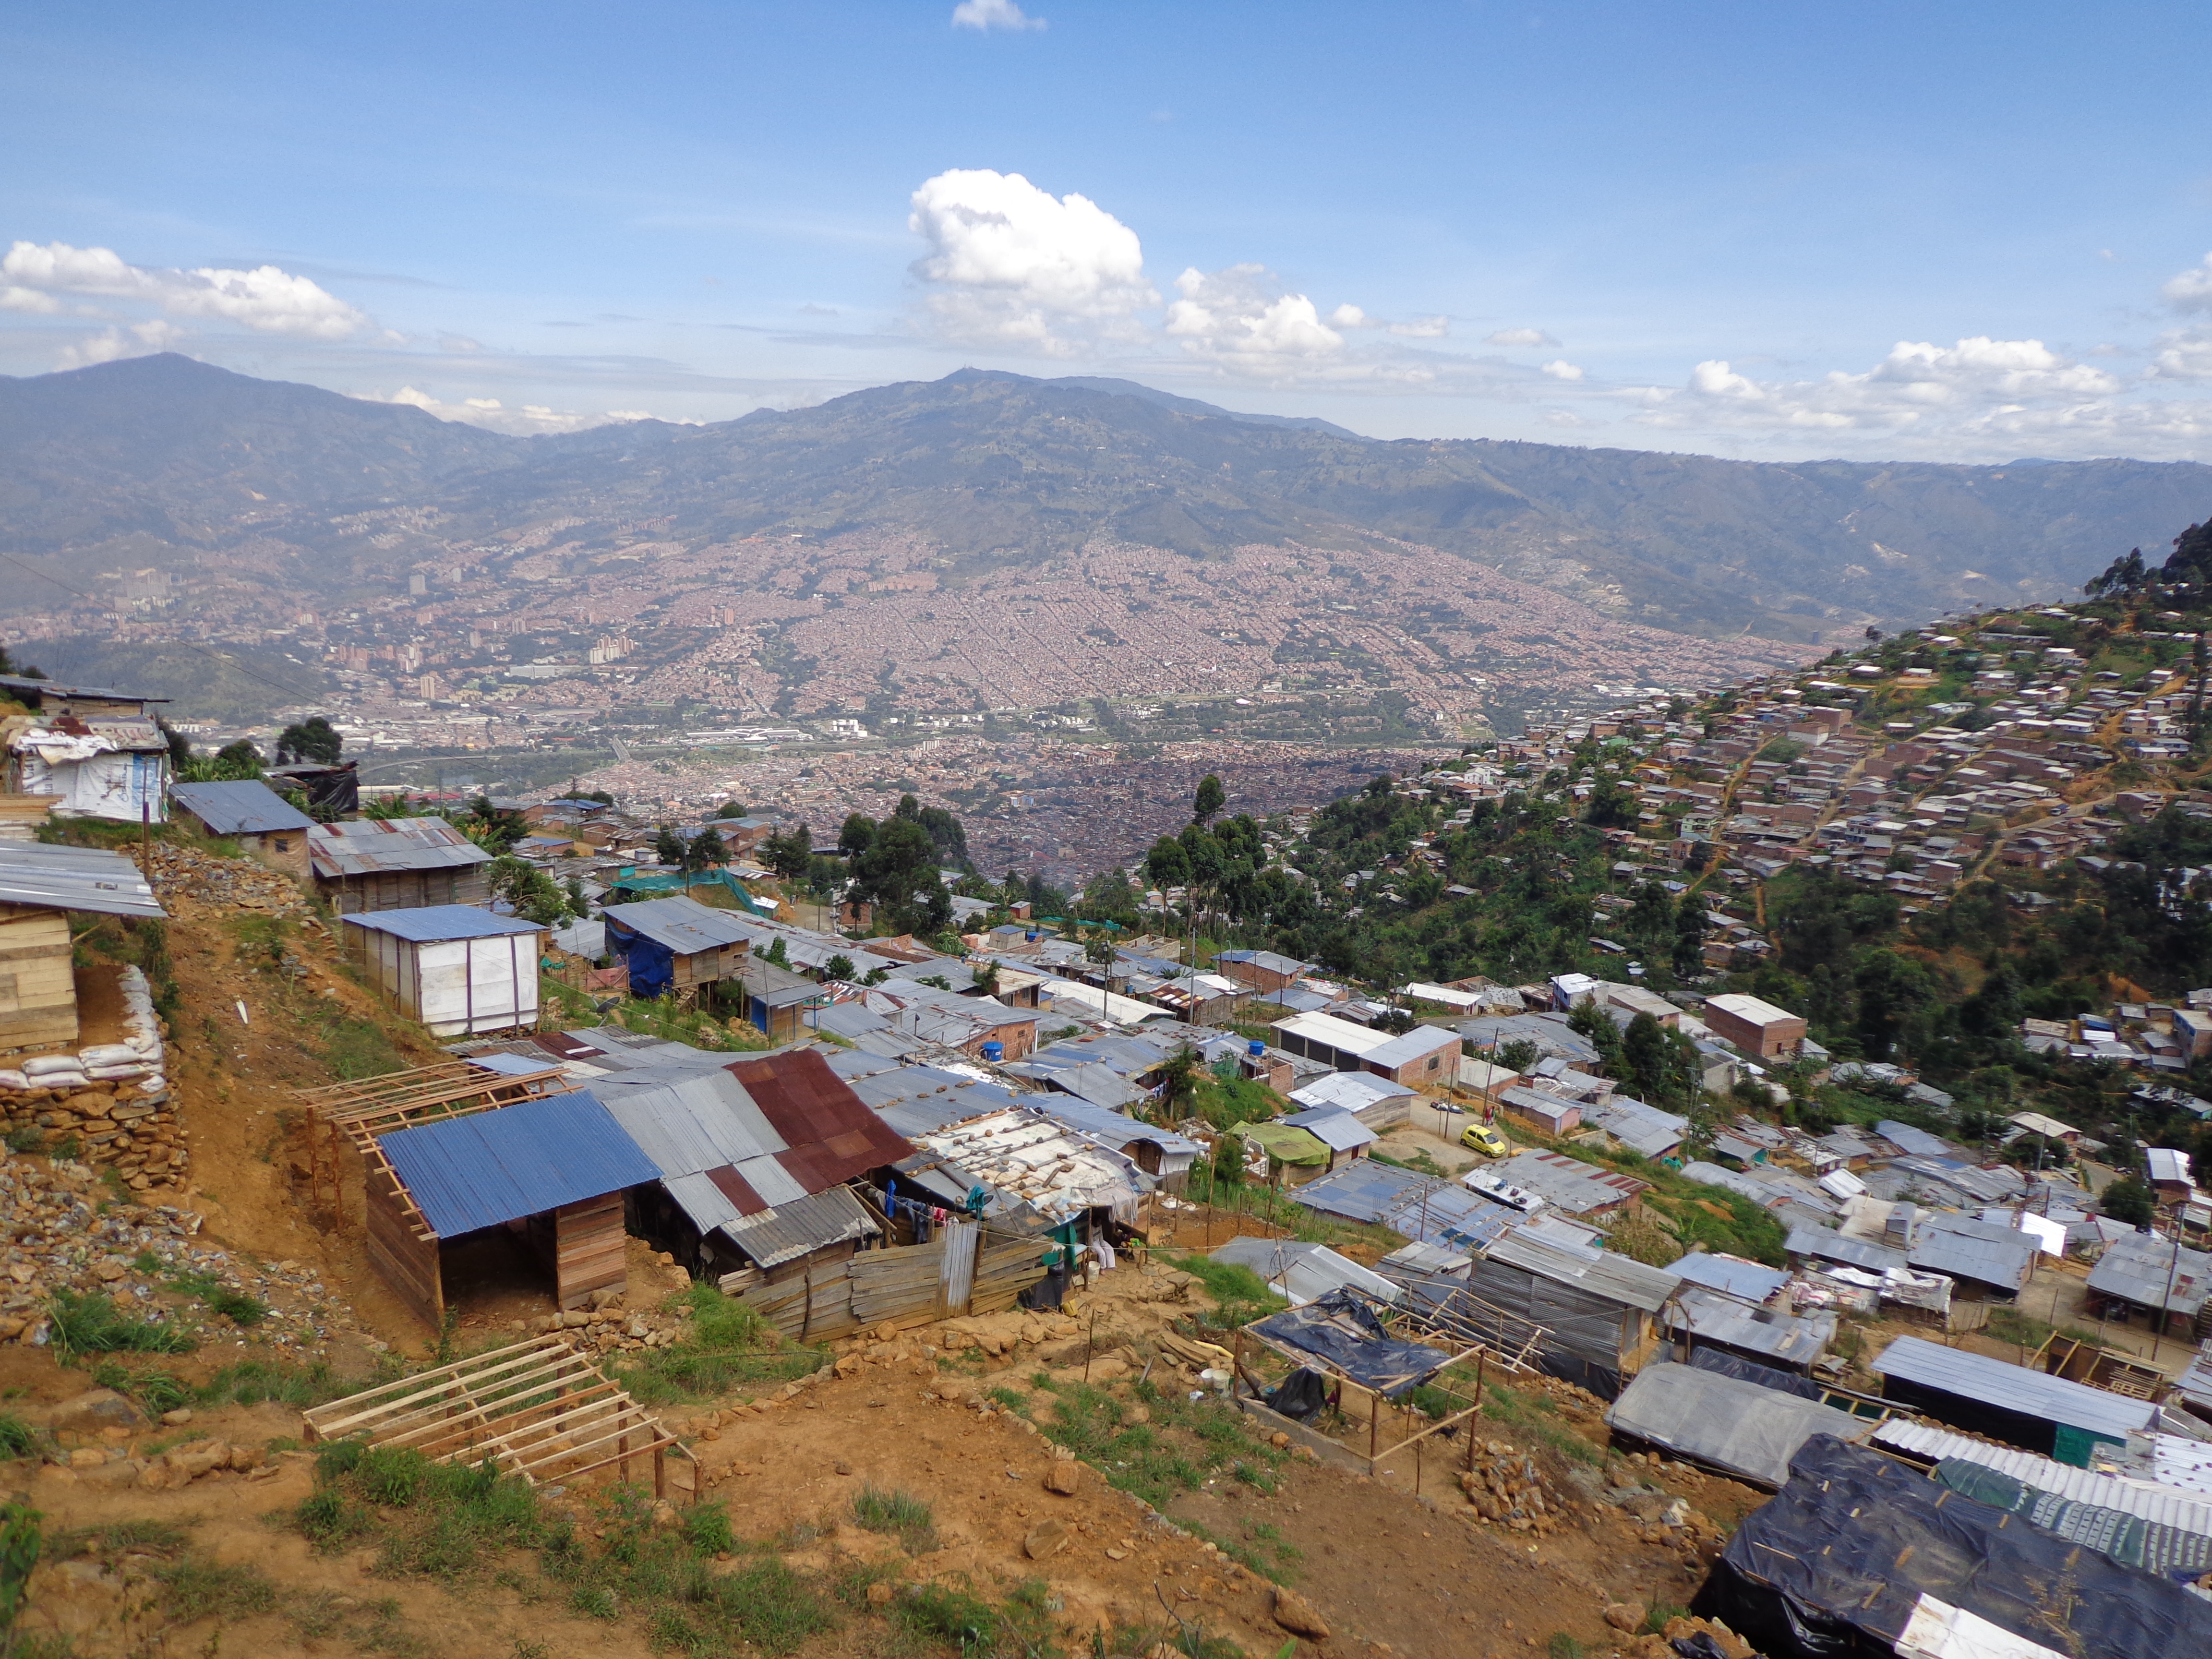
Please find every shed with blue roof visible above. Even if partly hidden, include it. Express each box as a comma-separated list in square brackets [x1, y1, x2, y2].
[369, 1090, 660, 1324]
[339, 905, 546, 1036]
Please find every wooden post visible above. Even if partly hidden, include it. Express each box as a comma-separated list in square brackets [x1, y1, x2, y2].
[1415, 1429, 1422, 1497]
[1368, 1390, 1378, 1471]
[1084, 1309, 1099, 1384]
[619, 1426, 631, 1486]
[653, 1443, 666, 1500]
[1466, 1399, 1478, 1476]
[1475, 1348, 1485, 1410]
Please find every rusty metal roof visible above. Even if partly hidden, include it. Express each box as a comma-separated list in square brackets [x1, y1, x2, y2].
[721, 1184, 880, 1269]
[731, 1049, 914, 1192]
[309, 816, 494, 879]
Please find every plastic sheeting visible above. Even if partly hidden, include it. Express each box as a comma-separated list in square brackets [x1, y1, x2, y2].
[1686, 1345, 1826, 1402]
[1696, 1435, 2212, 1659]
[1605, 1362, 1876, 1488]
[1932, 1458, 2212, 1579]
[1244, 1289, 1453, 1399]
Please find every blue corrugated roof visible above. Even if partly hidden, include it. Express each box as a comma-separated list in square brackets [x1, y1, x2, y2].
[340, 904, 544, 943]
[379, 1091, 659, 1237]
[170, 779, 315, 836]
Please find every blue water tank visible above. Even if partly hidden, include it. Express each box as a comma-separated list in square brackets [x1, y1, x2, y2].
[1247, 1040, 1265, 1058]
[981, 1040, 1005, 1062]
[1025, 930, 1040, 943]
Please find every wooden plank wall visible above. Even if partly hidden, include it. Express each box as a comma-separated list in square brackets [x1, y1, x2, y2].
[728, 1230, 1048, 1339]
[554, 1192, 628, 1310]
[364, 1169, 443, 1329]
[0, 905, 76, 1051]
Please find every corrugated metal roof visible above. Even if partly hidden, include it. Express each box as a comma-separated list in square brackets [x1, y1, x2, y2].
[1876, 1119, 1960, 1158]
[591, 1069, 784, 1178]
[1211, 1237, 1398, 1306]
[1025, 1097, 1201, 1158]
[1484, 1226, 1681, 1312]
[911, 1108, 1140, 1222]
[2085, 1233, 2212, 1314]
[378, 1090, 658, 1237]
[1906, 1215, 2038, 1291]
[661, 1168, 745, 1236]
[1609, 1361, 1875, 1487]
[721, 1184, 880, 1268]
[0, 673, 165, 704]
[1785, 1225, 1908, 1273]
[1873, 1419, 2212, 1539]
[601, 895, 757, 954]
[1280, 1106, 1380, 1151]
[1871, 1334, 2160, 1439]
[1666, 1251, 1790, 1304]
[1492, 1149, 1647, 1214]
[733, 1049, 914, 1192]
[1285, 1072, 1415, 1113]
[169, 779, 314, 835]
[0, 841, 166, 918]
[310, 815, 493, 878]
[339, 904, 542, 943]
[1671, 1286, 1833, 1365]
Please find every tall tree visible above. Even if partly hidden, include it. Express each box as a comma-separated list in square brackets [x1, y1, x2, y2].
[275, 715, 343, 766]
[1193, 774, 1226, 824]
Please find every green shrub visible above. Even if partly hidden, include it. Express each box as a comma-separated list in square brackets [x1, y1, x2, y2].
[850, 1485, 936, 1553]
[681, 1500, 734, 1555]
[46, 1290, 193, 1355]
[0, 1415, 36, 1461]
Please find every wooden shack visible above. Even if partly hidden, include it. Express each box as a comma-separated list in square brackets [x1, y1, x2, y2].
[368, 1090, 661, 1326]
[1462, 1227, 1680, 1400]
[168, 780, 315, 879]
[0, 842, 166, 1054]
[599, 895, 751, 1008]
[309, 817, 493, 914]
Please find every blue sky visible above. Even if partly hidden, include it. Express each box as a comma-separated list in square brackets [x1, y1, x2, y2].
[6, 1, 2212, 459]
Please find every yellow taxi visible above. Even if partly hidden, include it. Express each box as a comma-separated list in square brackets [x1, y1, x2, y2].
[1458, 1120, 1510, 1158]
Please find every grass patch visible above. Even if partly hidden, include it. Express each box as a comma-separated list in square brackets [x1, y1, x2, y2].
[614, 1284, 824, 1406]
[320, 1014, 407, 1081]
[850, 1484, 937, 1554]
[1034, 1380, 1287, 1513]
[46, 1289, 193, 1355]
[156, 1556, 280, 1622]
[1479, 1382, 1602, 1466]
[1156, 1252, 1287, 1330]
[0, 1414, 37, 1460]
[893, 1578, 1061, 1659]
[89, 1360, 190, 1416]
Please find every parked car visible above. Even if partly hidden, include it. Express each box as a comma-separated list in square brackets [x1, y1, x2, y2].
[1458, 1120, 1510, 1158]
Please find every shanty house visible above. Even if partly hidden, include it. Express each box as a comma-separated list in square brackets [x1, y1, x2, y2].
[1239, 1120, 1333, 1184]
[1868, 1333, 2162, 1465]
[168, 780, 314, 879]
[2085, 1232, 2212, 1339]
[340, 906, 545, 1037]
[1285, 1071, 1417, 1132]
[1463, 1226, 1679, 1398]
[595, 1046, 911, 1281]
[311, 817, 493, 914]
[1279, 1106, 1378, 1172]
[0, 842, 165, 1053]
[600, 895, 752, 1008]
[1025, 1095, 1201, 1191]
[0, 675, 171, 824]
[368, 1089, 660, 1325]
[1491, 1149, 1648, 1216]
[1496, 1085, 1582, 1137]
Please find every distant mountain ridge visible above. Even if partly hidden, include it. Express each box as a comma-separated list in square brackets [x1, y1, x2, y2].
[2, 354, 2208, 647]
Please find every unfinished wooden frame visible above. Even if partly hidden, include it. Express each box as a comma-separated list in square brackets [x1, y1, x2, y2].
[301, 1334, 693, 1498]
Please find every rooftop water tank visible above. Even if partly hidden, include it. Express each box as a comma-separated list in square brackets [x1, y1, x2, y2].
[981, 1040, 1005, 1062]
[1247, 1040, 1265, 1058]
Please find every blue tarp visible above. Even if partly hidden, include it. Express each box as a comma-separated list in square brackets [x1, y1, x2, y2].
[380, 1091, 659, 1238]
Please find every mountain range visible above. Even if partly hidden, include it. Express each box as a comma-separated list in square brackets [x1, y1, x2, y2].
[2, 356, 2210, 735]
[4, 356, 2207, 646]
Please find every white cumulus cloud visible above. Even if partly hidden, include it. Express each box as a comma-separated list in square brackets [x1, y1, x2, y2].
[2164, 252, 2212, 312]
[1165, 264, 1352, 379]
[951, 0, 1044, 30]
[1485, 326, 1558, 348]
[1391, 315, 1450, 338]
[1645, 337, 2121, 436]
[373, 386, 656, 437]
[1, 240, 370, 338]
[1541, 360, 1583, 381]
[908, 169, 1155, 353]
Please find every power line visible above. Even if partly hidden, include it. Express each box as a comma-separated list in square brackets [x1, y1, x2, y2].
[1, 552, 329, 704]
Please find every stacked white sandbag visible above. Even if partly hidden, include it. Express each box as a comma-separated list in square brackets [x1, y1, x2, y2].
[117, 965, 167, 1095]
[18, 1054, 88, 1093]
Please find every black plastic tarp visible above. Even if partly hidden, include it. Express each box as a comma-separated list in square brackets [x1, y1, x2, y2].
[1687, 1344, 1825, 1402]
[1244, 1289, 1453, 1399]
[1696, 1434, 2212, 1659]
